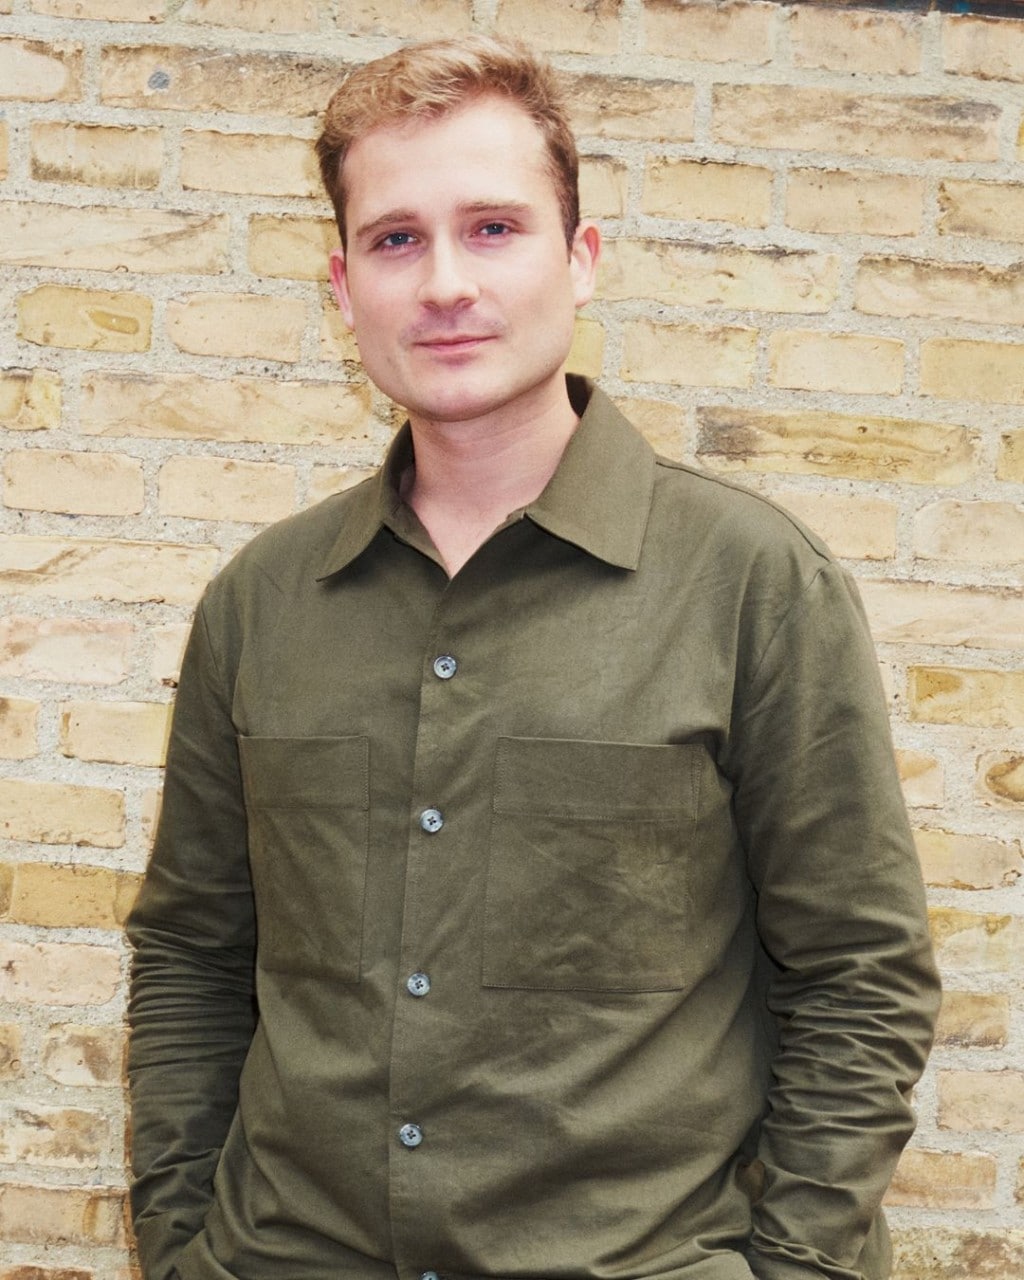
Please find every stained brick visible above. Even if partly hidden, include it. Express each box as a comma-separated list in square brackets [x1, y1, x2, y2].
[496, 0, 622, 55]
[0, 1024, 22, 1079]
[921, 338, 1024, 405]
[0, 1103, 107, 1168]
[914, 500, 1024, 565]
[856, 256, 1024, 325]
[642, 0, 774, 65]
[862, 580, 1024, 650]
[977, 753, 1024, 808]
[622, 319, 756, 388]
[0, 943, 121, 1005]
[0, 779, 124, 848]
[914, 827, 1022, 891]
[178, 0, 318, 31]
[166, 293, 305, 362]
[939, 1070, 1024, 1133]
[3, 449, 145, 516]
[30, 122, 162, 189]
[158, 456, 296, 523]
[248, 213, 339, 280]
[567, 75, 696, 142]
[642, 159, 772, 228]
[181, 130, 320, 197]
[17, 285, 152, 353]
[41, 1024, 125, 1087]
[0, 1182, 126, 1245]
[943, 13, 1024, 83]
[896, 749, 944, 807]
[0, 698, 39, 760]
[0, 38, 83, 102]
[0, 369, 61, 433]
[929, 906, 1024, 972]
[768, 329, 903, 396]
[786, 170, 924, 237]
[935, 990, 1009, 1049]
[886, 1148, 995, 1209]
[60, 700, 171, 767]
[0, 616, 132, 686]
[327, 0, 472, 37]
[910, 666, 1024, 730]
[790, 5, 921, 75]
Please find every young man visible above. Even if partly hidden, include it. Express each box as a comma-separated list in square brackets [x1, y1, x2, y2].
[127, 35, 939, 1280]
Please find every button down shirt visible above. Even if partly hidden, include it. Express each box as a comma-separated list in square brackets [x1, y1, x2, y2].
[127, 377, 939, 1280]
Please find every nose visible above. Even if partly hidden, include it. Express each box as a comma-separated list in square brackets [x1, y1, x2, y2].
[417, 238, 479, 310]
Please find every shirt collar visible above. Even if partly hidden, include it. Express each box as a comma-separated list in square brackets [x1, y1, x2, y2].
[317, 375, 655, 579]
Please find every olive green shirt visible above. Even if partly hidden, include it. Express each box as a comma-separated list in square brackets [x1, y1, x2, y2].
[127, 377, 939, 1280]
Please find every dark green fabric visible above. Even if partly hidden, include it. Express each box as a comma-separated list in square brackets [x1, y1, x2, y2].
[127, 378, 939, 1280]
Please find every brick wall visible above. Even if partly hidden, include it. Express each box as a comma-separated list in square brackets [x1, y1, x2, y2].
[1, 1, 1022, 1276]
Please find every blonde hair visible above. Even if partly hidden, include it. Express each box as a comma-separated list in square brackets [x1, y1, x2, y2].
[315, 35, 580, 249]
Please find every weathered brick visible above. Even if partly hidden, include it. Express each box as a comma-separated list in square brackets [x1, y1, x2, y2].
[81, 372, 376, 447]
[643, 0, 774, 64]
[944, 13, 1024, 83]
[886, 1148, 995, 1209]
[178, 0, 317, 30]
[0, 369, 61, 433]
[328, 0, 471, 37]
[856, 256, 1024, 325]
[0, 779, 124, 848]
[790, 5, 921, 75]
[320, 297, 362, 363]
[939, 1070, 1024, 1133]
[768, 329, 903, 395]
[0, 1266, 93, 1280]
[248, 213, 338, 280]
[3, 449, 145, 516]
[307, 465, 379, 506]
[862, 581, 1024, 650]
[914, 827, 1022, 891]
[580, 157, 628, 220]
[622, 319, 756, 388]
[17, 285, 152, 353]
[6, 862, 140, 928]
[496, 0, 621, 55]
[612, 396, 692, 463]
[0, 1182, 126, 1245]
[567, 75, 695, 142]
[100, 45, 344, 117]
[922, 337, 1024, 405]
[786, 170, 924, 237]
[0, 203, 228, 274]
[141, 786, 162, 846]
[0, 120, 8, 179]
[181, 130, 320, 197]
[0, 616, 132, 686]
[696, 407, 975, 485]
[0, 943, 121, 1005]
[935, 990, 1009, 1049]
[939, 179, 1024, 243]
[893, 1227, 1024, 1280]
[41, 1024, 125, 1087]
[0, 1103, 107, 1168]
[150, 624, 189, 687]
[159, 456, 296, 524]
[0, 535, 218, 606]
[166, 292, 305, 362]
[30, 122, 162, 189]
[914, 500, 1024, 565]
[910, 666, 1024, 730]
[0, 1024, 22, 1079]
[567, 317, 605, 380]
[60, 699, 171, 767]
[978, 752, 1024, 809]
[895, 749, 944, 808]
[30, 0, 162, 16]
[0, 38, 83, 102]
[642, 159, 772, 228]
[999, 430, 1024, 481]
[600, 240, 839, 312]
[712, 84, 1000, 162]
[765, 490, 896, 561]
[0, 698, 39, 760]
[929, 906, 1024, 972]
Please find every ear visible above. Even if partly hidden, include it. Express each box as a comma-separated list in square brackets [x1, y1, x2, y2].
[569, 221, 601, 310]
[328, 247, 355, 328]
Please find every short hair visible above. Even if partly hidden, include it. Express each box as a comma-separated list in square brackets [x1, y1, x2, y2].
[315, 35, 580, 250]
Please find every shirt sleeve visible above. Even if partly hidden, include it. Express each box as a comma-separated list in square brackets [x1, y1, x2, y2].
[726, 561, 940, 1280]
[126, 598, 257, 1280]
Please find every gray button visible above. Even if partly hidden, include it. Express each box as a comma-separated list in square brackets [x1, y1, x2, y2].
[398, 1122, 423, 1148]
[407, 971, 431, 997]
[421, 1273, 440, 1280]
[419, 808, 443, 833]
[433, 654, 457, 680]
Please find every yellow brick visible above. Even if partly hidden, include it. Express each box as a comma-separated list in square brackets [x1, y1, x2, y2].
[929, 906, 1024, 972]
[763, 489, 897, 561]
[0, 698, 39, 760]
[939, 1070, 1024, 1133]
[601, 240, 839, 312]
[642, 159, 772, 228]
[712, 84, 1000, 163]
[768, 329, 903, 395]
[567, 74, 696, 142]
[0, 38, 83, 102]
[943, 13, 1024, 83]
[0, 616, 132, 685]
[0, 1103, 107, 1168]
[0, 779, 124, 848]
[862, 580, 1024, 650]
[895, 750, 944, 809]
[613, 396, 692, 463]
[178, 0, 317, 30]
[921, 338, 1024, 405]
[17, 285, 152, 352]
[159, 456, 296, 523]
[0, 202, 228, 274]
[0, 1181, 126, 1246]
[622, 319, 756, 389]
[307, 465, 378, 506]
[0, 120, 8, 179]
[151, 623, 189, 687]
[6, 863, 141, 928]
[886, 1148, 995, 1210]
[60, 699, 172, 767]
[893, 1227, 1024, 1280]
[567, 316, 605, 380]
[496, 0, 621, 55]
[0, 535, 218, 606]
[696, 407, 975, 485]
[910, 667, 1024, 730]
[30, 122, 162, 189]
[30, 0, 161, 15]
[935, 990, 1009, 1049]
[580, 156, 628, 220]
[142, 786, 162, 846]
[248, 213, 338, 280]
[856, 256, 1024, 325]
[999, 430, 1024, 481]
[643, 0, 774, 64]
[81, 372, 376, 447]
[333, 0, 471, 36]
[41, 1024, 125, 1087]
[100, 44, 341, 116]
[914, 500, 1024, 565]
[0, 368, 61, 433]
[320, 296, 362, 363]
[0, 1024, 21, 1079]
[167, 292, 305, 361]
[790, 5, 921, 75]
[3, 448, 144, 516]
[181, 129, 320, 197]
[977, 753, 1024, 809]
[914, 828, 1022, 891]
[939, 179, 1024, 243]
[785, 170, 924, 237]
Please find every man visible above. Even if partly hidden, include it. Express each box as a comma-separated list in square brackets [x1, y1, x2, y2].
[127, 35, 939, 1280]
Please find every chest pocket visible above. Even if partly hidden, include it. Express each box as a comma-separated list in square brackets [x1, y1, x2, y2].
[483, 737, 707, 992]
[238, 735, 369, 982]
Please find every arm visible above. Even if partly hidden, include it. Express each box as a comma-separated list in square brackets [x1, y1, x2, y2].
[127, 600, 257, 1280]
[729, 562, 939, 1280]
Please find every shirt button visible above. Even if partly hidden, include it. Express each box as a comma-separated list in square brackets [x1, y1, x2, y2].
[421, 1273, 441, 1280]
[407, 971, 431, 997]
[419, 808, 444, 833]
[398, 1123, 423, 1148]
[433, 654, 457, 680]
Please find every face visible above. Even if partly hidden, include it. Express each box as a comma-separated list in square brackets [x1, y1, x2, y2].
[328, 95, 600, 434]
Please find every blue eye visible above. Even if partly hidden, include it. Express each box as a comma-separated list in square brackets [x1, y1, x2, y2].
[480, 222, 509, 236]
[379, 231, 414, 250]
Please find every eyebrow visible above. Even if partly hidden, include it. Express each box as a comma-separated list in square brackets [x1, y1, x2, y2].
[352, 200, 535, 246]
